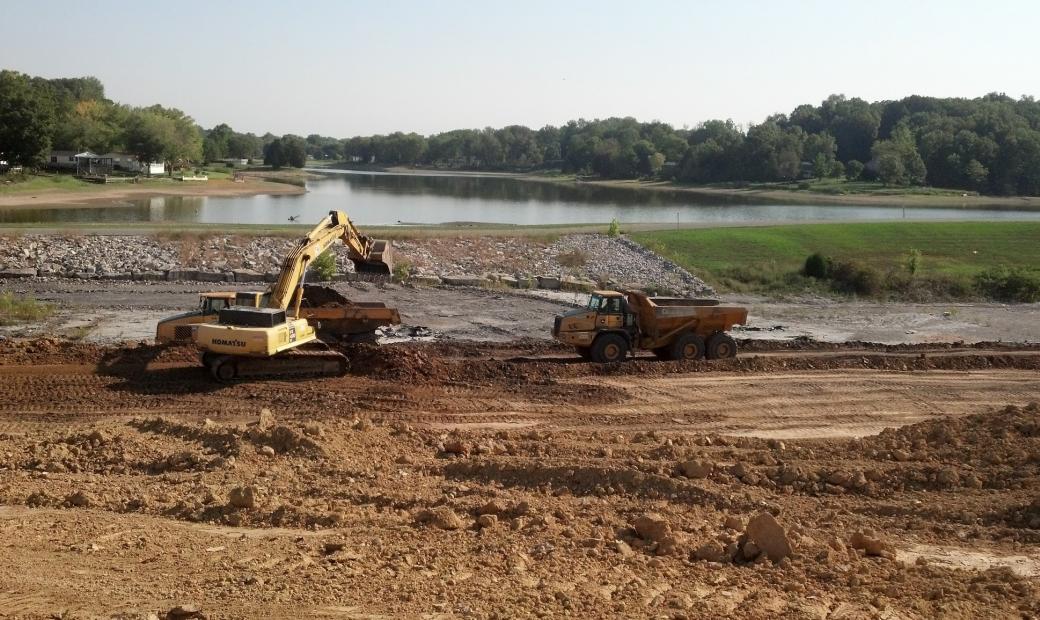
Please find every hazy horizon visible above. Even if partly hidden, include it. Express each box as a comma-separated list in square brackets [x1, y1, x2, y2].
[3, 0, 1039, 137]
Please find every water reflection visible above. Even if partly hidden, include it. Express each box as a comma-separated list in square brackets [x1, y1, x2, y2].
[1, 171, 1038, 226]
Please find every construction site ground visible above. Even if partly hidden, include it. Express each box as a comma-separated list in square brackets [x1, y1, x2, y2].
[0, 282, 1038, 618]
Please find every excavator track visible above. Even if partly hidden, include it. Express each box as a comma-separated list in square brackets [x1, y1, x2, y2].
[205, 350, 348, 382]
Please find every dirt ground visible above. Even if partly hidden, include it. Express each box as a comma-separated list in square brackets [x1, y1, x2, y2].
[0, 281, 1039, 618]
[0, 336, 1036, 619]
[2, 280, 1039, 346]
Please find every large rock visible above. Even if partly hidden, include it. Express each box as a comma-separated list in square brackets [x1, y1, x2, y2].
[0, 267, 37, 278]
[409, 275, 443, 286]
[440, 275, 488, 287]
[166, 269, 199, 282]
[536, 275, 561, 290]
[849, 531, 893, 557]
[561, 276, 597, 293]
[133, 270, 166, 281]
[633, 513, 680, 555]
[233, 269, 265, 283]
[745, 511, 792, 562]
[196, 270, 227, 282]
[679, 459, 713, 479]
[228, 486, 258, 509]
[99, 271, 132, 280]
[416, 506, 464, 530]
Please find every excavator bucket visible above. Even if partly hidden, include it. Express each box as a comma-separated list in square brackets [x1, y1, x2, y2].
[353, 238, 394, 275]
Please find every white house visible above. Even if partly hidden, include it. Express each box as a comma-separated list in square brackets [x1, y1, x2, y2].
[102, 153, 164, 175]
[47, 150, 79, 170]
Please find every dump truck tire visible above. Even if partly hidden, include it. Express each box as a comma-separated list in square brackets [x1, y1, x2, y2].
[575, 346, 592, 360]
[707, 333, 737, 359]
[671, 333, 705, 361]
[591, 334, 628, 363]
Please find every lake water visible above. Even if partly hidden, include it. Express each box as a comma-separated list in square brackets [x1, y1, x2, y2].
[3, 169, 1040, 226]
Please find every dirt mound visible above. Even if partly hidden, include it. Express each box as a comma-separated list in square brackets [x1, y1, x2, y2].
[4, 427, 210, 475]
[865, 402, 1040, 465]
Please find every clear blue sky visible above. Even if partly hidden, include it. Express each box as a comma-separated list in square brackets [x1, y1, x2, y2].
[2, 0, 1038, 137]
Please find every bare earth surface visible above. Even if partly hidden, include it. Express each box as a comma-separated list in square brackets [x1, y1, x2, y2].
[0, 336, 1036, 618]
[0, 275, 1038, 618]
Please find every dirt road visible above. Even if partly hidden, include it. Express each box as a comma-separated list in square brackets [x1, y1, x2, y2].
[0, 339, 1037, 618]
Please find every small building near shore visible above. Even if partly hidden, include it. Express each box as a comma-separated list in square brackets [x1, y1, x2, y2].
[74, 152, 114, 176]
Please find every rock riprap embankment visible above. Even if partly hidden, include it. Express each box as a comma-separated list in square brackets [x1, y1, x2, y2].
[0, 233, 711, 294]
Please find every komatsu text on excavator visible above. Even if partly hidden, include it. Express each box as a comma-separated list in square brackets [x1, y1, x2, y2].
[192, 210, 393, 381]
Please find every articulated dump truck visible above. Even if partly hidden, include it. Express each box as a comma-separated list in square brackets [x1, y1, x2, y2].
[552, 290, 748, 363]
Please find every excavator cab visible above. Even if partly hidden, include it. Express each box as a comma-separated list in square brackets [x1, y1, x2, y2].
[199, 293, 234, 314]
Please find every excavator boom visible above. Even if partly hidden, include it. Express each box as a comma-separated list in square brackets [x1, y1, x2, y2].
[269, 210, 393, 314]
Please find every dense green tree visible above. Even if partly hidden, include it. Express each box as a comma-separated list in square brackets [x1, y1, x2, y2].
[282, 135, 308, 167]
[846, 159, 864, 180]
[0, 70, 56, 166]
[872, 126, 927, 186]
[50, 99, 125, 153]
[127, 105, 202, 164]
[264, 138, 286, 168]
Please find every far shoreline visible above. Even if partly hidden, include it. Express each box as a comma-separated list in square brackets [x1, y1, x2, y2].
[320, 164, 1040, 211]
[0, 177, 306, 209]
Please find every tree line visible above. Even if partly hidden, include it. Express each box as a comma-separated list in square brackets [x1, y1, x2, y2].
[2, 69, 1039, 195]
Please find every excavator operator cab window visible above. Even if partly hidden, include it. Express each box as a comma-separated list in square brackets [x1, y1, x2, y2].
[200, 297, 228, 315]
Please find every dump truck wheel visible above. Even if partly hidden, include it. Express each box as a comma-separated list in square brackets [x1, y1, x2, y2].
[707, 333, 737, 359]
[575, 346, 592, 360]
[671, 333, 705, 361]
[591, 334, 628, 363]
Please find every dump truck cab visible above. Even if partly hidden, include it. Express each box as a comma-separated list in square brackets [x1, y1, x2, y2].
[553, 290, 638, 359]
[553, 290, 747, 363]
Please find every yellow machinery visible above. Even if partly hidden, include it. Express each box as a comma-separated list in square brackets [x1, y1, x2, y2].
[156, 288, 400, 344]
[553, 290, 748, 363]
[192, 210, 393, 380]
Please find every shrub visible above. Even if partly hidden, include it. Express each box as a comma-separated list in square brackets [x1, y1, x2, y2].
[392, 260, 412, 283]
[311, 249, 336, 281]
[904, 248, 922, 276]
[828, 260, 882, 296]
[975, 266, 1040, 302]
[607, 218, 621, 237]
[556, 249, 589, 269]
[803, 252, 830, 279]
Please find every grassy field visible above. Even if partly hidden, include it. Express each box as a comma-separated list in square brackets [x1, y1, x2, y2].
[0, 173, 174, 195]
[633, 222, 1040, 299]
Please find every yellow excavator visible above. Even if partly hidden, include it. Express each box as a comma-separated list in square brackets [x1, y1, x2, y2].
[192, 210, 393, 380]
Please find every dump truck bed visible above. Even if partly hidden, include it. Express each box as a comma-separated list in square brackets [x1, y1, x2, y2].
[626, 291, 747, 343]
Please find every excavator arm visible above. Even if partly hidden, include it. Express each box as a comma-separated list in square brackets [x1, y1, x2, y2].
[268, 210, 393, 315]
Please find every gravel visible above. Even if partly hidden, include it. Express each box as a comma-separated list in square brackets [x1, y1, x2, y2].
[0, 233, 712, 295]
